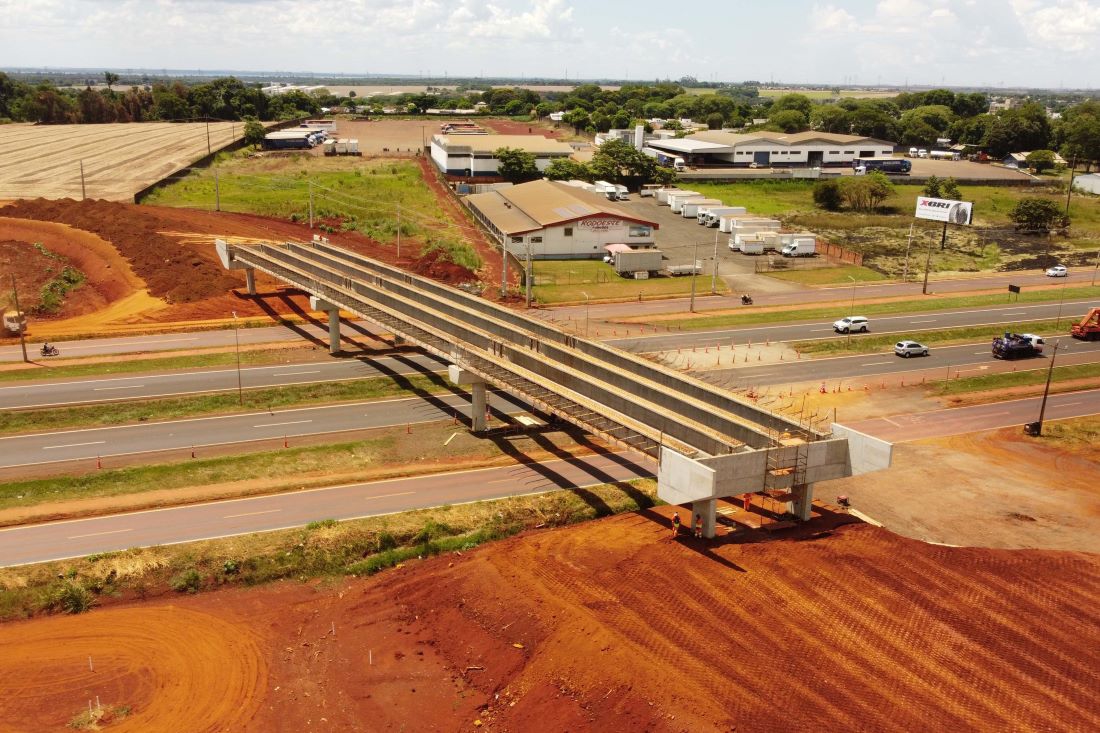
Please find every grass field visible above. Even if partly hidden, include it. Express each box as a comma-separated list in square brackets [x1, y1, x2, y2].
[0, 373, 446, 435]
[763, 265, 888, 285]
[532, 260, 727, 304]
[684, 180, 1100, 276]
[143, 153, 481, 269]
[936, 361, 1100, 395]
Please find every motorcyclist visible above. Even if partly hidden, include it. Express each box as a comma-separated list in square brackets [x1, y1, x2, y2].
[741, 294, 753, 305]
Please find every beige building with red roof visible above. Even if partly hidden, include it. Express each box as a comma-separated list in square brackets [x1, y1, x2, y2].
[465, 179, 659, 260]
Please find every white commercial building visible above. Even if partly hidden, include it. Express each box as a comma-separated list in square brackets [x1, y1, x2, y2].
[465, 179, 659, 260]
[1073, 173, 1100, 195]
[430, 134, 575, 177]
[646, 130, 896, 168]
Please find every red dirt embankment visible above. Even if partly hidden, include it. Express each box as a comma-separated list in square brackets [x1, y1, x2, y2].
[2, 514, 1097, 731]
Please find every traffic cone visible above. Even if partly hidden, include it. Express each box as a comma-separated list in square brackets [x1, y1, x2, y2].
[284, 435, 288, 448]
[97, 455, 102, 469]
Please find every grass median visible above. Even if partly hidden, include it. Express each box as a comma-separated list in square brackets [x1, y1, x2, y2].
[790, 319, 1065, 356]
[0, 372, 447, 435]
[0, 478, 658, 620]
[935, 362, 1100, 395]
[640, 285, 1100, 332]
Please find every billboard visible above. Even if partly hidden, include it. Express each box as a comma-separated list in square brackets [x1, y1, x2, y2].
[915, 196, 973, 225]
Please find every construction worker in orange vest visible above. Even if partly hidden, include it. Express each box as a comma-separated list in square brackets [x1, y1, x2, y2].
[671, 512, 681, 537]
[694, 513, 703, 538]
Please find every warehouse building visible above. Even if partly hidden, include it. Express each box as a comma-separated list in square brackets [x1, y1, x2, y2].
[430, 134, 574, 177]
[465, 179, 659, 259]
[646, 130, 896, 168]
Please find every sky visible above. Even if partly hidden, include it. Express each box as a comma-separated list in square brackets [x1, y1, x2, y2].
[0, 0, 1097, 89]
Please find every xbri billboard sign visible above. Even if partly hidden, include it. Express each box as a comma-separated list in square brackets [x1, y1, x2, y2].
[915, 196, 973, 225]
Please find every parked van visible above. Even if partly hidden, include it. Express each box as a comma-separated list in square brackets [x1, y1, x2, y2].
[907, 147, 918, 157]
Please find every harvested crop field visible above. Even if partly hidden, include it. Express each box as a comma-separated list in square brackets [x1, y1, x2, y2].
[3, 514, 1097, 731]
[0, 122, 245, 202]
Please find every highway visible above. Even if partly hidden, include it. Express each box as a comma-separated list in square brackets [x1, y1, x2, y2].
[0, 352, 448, 410]
[0, 391, 531, 470]
[607, 298, 1099, 353]
[0, 451, 655, 567]
[4, 388, 1097, 568]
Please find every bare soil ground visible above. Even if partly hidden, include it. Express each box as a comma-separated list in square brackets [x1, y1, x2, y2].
[0, 198, 480, 339]
[2, 515, 1097, 732]
[0, 122, 243, 201]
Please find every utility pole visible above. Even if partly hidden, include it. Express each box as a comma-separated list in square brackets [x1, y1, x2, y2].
[1065, 153, 1077, 218]
[232, 311, 243, 405]
[902, 222, 914, 282]
[206, 121, 212, 157]
[396, 208, 401, 259]
[689, 240, 700, 313]
[921, 237, 935, 295]
[1032, 340, 1061, 436]
[846, 275, 857, 348]
[710, 230, 719, 295]
[500, 239, 508, 298]
[9, 274, 28, 363]
[79, 160, 86, 200]
[308, 182, 314, 229]
[525, 241, 532, 308]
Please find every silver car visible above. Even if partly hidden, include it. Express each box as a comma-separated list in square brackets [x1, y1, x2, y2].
[894, 340, 929, 358]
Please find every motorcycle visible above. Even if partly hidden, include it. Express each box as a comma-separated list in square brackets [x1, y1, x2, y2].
[40, 344, 60, 357]
[740, 294, 753, 305]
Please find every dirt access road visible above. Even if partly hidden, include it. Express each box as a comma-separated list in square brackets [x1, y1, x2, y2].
[2, 514, 1096, 731]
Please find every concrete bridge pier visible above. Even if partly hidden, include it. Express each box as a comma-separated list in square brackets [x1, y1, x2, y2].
[791, 484, 814, 522]
[244, 268, 256, 295]
[690, 498, 718, 539]
[309, 295, 342, 355]
[447, 365, 488, 432]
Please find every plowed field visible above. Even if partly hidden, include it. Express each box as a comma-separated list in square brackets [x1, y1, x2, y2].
[3, 515, 1097, 732]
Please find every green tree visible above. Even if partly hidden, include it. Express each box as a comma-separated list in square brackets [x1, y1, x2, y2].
[104, 71, 120, 90]
[589, 139, 661, 187]
[941, 177, 962, 201]
[840, 171, 893, 211]
[923, 175, 943, 198]
[705, 112, 724, 130]
[810, 105, 851, 133]
[494, 147, 540, 183]
[243, 117, 266, 146]
[1025, 149, 1056, 173]
[543, 158, 591, 181]
[812, 179, 843, 211]
[1009, 198, 1068, 232]
[769, 109, 807, 133]
[769, 93, 813, 117]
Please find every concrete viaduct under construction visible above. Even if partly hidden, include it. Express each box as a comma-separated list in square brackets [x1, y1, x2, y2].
[217, 238, 891, 537]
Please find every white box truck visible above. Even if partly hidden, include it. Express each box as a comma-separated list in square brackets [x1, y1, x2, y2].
[613, 184, 629, 200]
[781, 239, 816, 257]
[681, 198, 721, 218]
[668, 192, 703, 214]
[702, 207, 745, 227]
[656, 187, 684, 205]
[732, 238, 765, 255]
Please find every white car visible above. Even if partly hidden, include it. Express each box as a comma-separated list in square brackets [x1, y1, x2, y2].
[894, 340, 929, 358]
[833, 316, 869, 334]
[1045, 265, 1068, 277]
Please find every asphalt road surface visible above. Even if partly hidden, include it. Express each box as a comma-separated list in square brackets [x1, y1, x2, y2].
[0, 451, 656, 567]
[842, 389, 1100, 442]
[1, 352, 448, 410]
[606, 298, 1099, 352]
[717, 339, 1100, 387]
[0, 391, 530, 470]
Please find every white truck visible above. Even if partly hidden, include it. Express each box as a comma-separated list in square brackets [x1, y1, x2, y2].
[673, 157, 686, 171]
[592, 181, 620, 200]
[681, 198, 721, 219]
[700, 206, 745, 227]
[613, 184, 629, 200]
[781, 239, 817, 257]
[667, 192, 703, 214]
[732, 239, 765, 255]
[3, 310, 26, 335]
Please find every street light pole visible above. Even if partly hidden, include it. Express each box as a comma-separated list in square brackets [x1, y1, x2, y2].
[1033, 340, 1061, 436]
[710, 229, 719, 295]
[582, 291, 590, 337]
[9, 274, 28, 363]
[846, 275, 857, 348]
[524, 241, 532, 308]
[921, 236, 935, 295]
[232, 311, 243, 405]
[1056, 277, 1068, 329]
[689, 240, 700, 313]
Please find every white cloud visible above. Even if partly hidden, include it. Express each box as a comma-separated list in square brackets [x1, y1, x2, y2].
[1020, 0, 1100, 52]
[811, 4, 857, 30]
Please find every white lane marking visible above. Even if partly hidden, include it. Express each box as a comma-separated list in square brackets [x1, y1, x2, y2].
[252, 419, 313, 428]
[224, 509, 282, 519]
[979, 410, 1010, 417]
[93, 385, 144, 391]
[364, 491, 417, 501]
[61, 337, 200, 351]
[1055, 401, 1082, 408]
[809, 328, 834, 332]
[881, 416, 906, 428]
[1000, 312, 1026, 316]
[973, 351, 989, 355]
[273, 370, 322, 376]
[861, 361, 893, 366]
[68, 528, 132, 539]
[909, 319, 937, 323]
[43, 440, 106, 450]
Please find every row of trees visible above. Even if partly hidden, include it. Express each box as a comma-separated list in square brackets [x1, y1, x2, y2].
[495, 140, 676, 189]
[0, 73, 321, 123]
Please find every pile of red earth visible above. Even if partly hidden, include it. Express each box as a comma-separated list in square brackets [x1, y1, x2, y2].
[2, 199, 237, 303]
[411, 247, 478, 285]
[0, 239, 61, 312]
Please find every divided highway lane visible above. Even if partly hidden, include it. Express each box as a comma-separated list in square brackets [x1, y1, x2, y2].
[721, 339, 1100, 386]
[0, 352, 449, 410]
[606, 298, 1100, 353]
[0, 451, 655, 567]
[0, 392, 531, 470]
